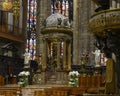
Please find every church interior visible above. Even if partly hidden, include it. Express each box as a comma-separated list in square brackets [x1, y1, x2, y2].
[0, 0, 120, 96]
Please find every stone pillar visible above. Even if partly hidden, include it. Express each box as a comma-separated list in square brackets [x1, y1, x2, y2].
[73, 0, 79, 65]
[41, 39, 47, 71]
[63, 41, 66, 69]
[112, 0, 117, 8]
[36, 0, 51, 63]
[57, 41, 60, 70]
[67, 41, 71, 70]
[117, 0, 120, 8]
[110, 0, 113, 9]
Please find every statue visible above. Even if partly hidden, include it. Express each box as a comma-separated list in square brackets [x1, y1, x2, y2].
[81, 53, 89, 65]
[24, 49, 31, 64]
[42, 19, 46, 27]
[92, 48, 101, 66]
[105, 58, 115, 94]
[57, 18, 62, 25]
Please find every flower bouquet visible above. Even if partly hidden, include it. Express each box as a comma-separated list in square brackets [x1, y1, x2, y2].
[18, 71, 30, 87]
[68, 71, 80, 87]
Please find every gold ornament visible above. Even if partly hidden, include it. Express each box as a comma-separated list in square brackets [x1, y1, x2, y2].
[2, 1, 12, 11]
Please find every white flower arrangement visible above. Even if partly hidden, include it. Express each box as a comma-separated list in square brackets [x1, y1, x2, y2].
[18, 71, 30, 87]
[68, 71, 80, 87]
[18, 71, 30, 76]
[68, 71, 79, 77]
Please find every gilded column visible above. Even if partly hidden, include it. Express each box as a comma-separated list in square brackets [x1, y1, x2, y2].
[68, 41, 71, 70]
[63, 41, 67, 69]
[57, 41, 60, 70]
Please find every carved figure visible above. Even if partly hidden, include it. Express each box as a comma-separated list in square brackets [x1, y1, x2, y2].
[92, 48, 101, 66]
[81, 53, 89, 65]
[42, 19, 46, 26]
[57, 18, 62, 25]
[24, 49, 31, 64]
[105, 58, 115, 94]
[63, 19, 67, 26]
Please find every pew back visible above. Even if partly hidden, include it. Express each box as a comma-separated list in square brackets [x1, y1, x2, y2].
[0, 86, 21, 96]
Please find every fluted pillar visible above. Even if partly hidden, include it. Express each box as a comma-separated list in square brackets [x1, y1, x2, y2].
[67, 41, 71, 70]
[36, 0, 51, 62]
[57, 41, 60, 70]
[110, 0, 112, 9]
[117, 0, 120, 8]
[41, 39, 47, 71]
[73, 0, 79, 65]
[63, 41, 67, 69]
[111, 0, 117, 9]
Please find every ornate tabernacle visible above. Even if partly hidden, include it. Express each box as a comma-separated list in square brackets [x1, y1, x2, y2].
[40, 13, 73, 85]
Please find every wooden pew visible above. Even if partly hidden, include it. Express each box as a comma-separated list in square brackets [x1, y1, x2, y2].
[99, 75, 106, 94]
[34, 90, 47, 96]
[78, 75, 105, 94]
[0, 90, 17, 96]
[79, 75, 87, 88]
[52, 90, 69, 96]
[0, 86, 21, 96]
[34, 75, 105, 96]
[35, 88, 69, 96]
[35, 87, 86, 96]
[0, 90, 5, 95]
[86, 75, 101, 94]
[0, 76, 5, 86]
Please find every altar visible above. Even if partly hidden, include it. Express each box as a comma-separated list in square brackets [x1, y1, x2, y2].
[21, 85, 51, 96]
[21, 84, 68, 96]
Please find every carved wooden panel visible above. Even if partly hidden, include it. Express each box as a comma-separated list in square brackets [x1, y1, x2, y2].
[0, 55, 24, 84]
